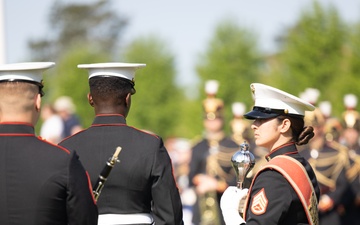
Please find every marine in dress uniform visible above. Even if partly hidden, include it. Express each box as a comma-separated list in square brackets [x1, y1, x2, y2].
[0, 62, 98, 225]
[220, 83, 320, 225]
[188, 80, 239, 225]
[59, 63, 184, 225]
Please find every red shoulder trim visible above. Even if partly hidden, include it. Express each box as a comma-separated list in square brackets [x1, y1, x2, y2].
[37, 137, 70, 154]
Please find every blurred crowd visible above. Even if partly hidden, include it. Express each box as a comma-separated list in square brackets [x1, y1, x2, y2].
[40, 96, 82, 144]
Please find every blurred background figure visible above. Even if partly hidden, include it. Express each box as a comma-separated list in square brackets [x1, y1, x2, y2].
[165, 137, 195, 225]
[300, 87, 323, 127]
[318, 101, 343, 143]
[188, 80, 238, 225]
[229, 102, 251, 145]
[229, 101, 260, 187]
[340, 93, 360, 225]
[340, 94, 360, 150]
[54, 96, 82, 139]
[299, 97, 351, 225]
[302, 87, 320, 107]
[166, 137, 192, 192]
[40, 103, 64, 144]
[318, 101, 332, 120]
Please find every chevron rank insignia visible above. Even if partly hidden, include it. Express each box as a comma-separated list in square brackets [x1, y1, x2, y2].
[251, 188, 268, 215]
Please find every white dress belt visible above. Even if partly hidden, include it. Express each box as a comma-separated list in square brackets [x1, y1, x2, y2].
[98, 213, 154, 225]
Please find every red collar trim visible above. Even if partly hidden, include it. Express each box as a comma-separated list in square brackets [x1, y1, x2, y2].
[0, 122, 34, 127]
[265, 142, 297, 161]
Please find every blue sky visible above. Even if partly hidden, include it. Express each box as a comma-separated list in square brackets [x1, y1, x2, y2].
[2, 0, 359, 86]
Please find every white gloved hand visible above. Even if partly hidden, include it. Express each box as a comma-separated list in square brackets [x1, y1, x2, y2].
[220, 186, 248, 225]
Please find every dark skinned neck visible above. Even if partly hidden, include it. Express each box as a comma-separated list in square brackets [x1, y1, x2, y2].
[94, 105, 127, 117]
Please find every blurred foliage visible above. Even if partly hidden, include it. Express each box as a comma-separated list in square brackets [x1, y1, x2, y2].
[196, 18, 262, 133]
[28, 0, 127, 61]
[264, 1, 360, 118]
[274, 2, 346, 98]
[122, 35, 203, 139]
[30, 0, 360, 138]
[340, 21, 360, 115]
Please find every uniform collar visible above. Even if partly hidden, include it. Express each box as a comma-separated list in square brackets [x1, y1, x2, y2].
[0, 122, 35, 134]
[92, 114, 127, 125]
[265, 142, 297, 161]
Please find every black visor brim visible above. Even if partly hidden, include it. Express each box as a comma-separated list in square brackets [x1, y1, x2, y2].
[244, 107, 279, 120]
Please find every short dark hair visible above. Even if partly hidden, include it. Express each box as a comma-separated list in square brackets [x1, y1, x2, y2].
[89, 76, 133, 106]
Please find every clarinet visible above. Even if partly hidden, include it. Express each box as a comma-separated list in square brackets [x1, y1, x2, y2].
[93, 146, 122, 201]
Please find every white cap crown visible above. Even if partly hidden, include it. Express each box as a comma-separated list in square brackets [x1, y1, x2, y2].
[232, 102, 246, 117]
[0, 62, 55, 84]
[78, 62, 146, 82]
[205, 80, 219, 95]
[304, 88, 320, 104]
[344, 94, 358, 109]
[319, 101, 332, 117]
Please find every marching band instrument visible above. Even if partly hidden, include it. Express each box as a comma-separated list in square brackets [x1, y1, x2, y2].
[93, 146, 122, 201]
[231, 141, 255, 214]
[231, 141, 255, 190]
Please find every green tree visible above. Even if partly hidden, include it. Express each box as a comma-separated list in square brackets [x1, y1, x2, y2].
[121, 35, 190, 139]
[276, 1, 347, 107]
[28, 0, 127, 61]
[334, 22, 360, 115]
[196, 18, 262, 127]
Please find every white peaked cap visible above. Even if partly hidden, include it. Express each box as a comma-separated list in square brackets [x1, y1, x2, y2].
[319, 101, 332, 117]
[78, 62, 146, 81]
[244, 83, 315, 119]
[232, 102, 246, 117]
[205, 80, 219, 95]
[0, 62, 55, 84]
[344, 94, 358, 109]
[304, 88, 320, 104]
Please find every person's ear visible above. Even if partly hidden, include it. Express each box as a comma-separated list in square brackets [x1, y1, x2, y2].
[87, 93, 94, 107]
[125, 92, 131, 108]
[280, 118, 291, 133]
[35, 94, 41, 112]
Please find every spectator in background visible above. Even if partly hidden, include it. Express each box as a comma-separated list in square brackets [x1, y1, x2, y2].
[54, 96, 82, 138]
[40, 103, 64, 144]
[166, 137, 196, 225]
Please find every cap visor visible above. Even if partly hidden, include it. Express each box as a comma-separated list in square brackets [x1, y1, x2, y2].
[244, 110, 279, 120]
